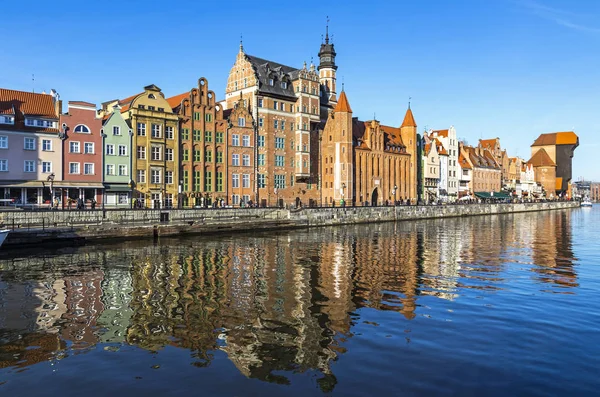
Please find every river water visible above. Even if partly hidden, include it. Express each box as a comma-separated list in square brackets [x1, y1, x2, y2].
[0, 207, 598, 396]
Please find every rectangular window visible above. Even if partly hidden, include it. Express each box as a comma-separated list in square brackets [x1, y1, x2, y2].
[258, 118, 263, 128]
[275, 155, 285, 167]
[42, 161, 51, 173]
[216, 132, 224, 143]
[232, 134, 239, 146]
[242, 154, 250, 166]
[216, 172, 223, 192]
[274, 174, 285, 189]
[291, 122, 294, 131]
[85, 142, 95, 154]
[181, 128, 190, 140]
[216, 151, 223, 163]
[69, 162, 80, 174]
[204, 171, 212, 191]
[137, 123, 146, 136]
[24, 160, 35, 172]
[232, 153, 239, 166]
[151, 169, 161, 184]
[70, 141, 80, 153]
[0, 159, 7, 172]
[151, 146, 161, 161]
[242, 135, 250, 147]
[84, 163, 94, 175]
[165, 171, 173, 184]
[258, 154, 265, 166]
[0, 136, 7, 149]
[273, 100, 278, 110]
[151, 124, 161, 138]
[183, 149, 189, 161]
[281, 120, 285, 130]
[137, 146, 146, 159]
[232, 194, 239, 205]
[205, 131, 212, 142]
[258, 174, 265, 188]
[118, 165, 127, 176]
[194, 171, 201, 191]
[258, 98, 263, 107]
[232, 173, 239, 188]
[258, 136, 265, 147]
[194, 130, 201, 141]
[106, 164, 115, 175]
[165, 148, 173, 161]
[137, 169, 146, 183]
[182, 170, 189, 191]
[274, 120, 278, 129]
[113, 126, 121, 135]
[194, 150, 201, 162]
[275, 137, 284, 149]
[165, 126, 174, 139]
[281, 82, 287, 89]
[24, 137, 35, 150]
[194, 112, 201, 121]
[238, 117, 246, 127]
[242, 174, 250, 188]
[118, 193, 128, 204]
[205, 114, 212, 122]
[205, 151, 212, 162]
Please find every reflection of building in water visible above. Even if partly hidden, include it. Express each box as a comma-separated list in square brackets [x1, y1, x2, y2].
[97, 264, 133, 344]
[350, 223, 420, 319]
[531, 210, 577, 287]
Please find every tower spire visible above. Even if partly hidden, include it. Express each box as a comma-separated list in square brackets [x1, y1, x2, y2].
[408, 96, 411, 109]
[239, 34, 244, 52]
[325, 16, 330, 44]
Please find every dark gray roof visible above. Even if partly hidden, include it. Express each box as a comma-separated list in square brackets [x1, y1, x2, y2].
[246, 55, 299, 100]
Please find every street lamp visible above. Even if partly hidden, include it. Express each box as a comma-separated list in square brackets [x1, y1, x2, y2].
[393, 185, 397, 206]
[178, 179, 183, 209]
[274, 183, 280, 208]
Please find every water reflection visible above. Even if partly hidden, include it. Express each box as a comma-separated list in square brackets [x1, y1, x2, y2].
[0, 209, 578, 390]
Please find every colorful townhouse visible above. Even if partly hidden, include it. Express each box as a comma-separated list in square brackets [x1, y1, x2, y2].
[479, 138, 510, 188]
[168, 78, 226, 208]
[320, 90, 417, 206]
[429, 126, 459, 200]
[101, 105, 132, 207]
[101, 85, 179, 208]
[0, 88, 63, 206]
[59, 101, 104, 205]
[460, 144, 502, 196]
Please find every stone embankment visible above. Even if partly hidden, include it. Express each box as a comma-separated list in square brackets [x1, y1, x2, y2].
[1, 201, 579, 248]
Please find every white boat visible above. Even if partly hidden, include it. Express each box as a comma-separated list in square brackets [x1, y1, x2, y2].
[0, 229, 9, 247]
[581, 199, 593, 207]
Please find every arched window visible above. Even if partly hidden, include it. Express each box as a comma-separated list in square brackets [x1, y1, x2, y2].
[148, 94, 156, 99]
[74, 124, 90, 134]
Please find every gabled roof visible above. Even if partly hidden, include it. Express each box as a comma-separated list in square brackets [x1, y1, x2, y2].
[532, 131, 579, 146]
[401, 108, 416, 128]
[352, 118, 406, 151]
[434, 139, 448, 155]
[334, 90, 352, 113]
[459, 152, 472, 169]
[432, 129, 449, 137]
[68, 101, 96, 108]
[528, 148, 556, 167]
[0, 88, 58, 118]
[479, 138, 498, 149]
[166, 92, 188, 111]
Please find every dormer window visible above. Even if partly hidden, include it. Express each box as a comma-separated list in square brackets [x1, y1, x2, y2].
[25, 118, 55, 128]
[148, 94, 156, 99]
[281, 81, 287, 89]
[0, 116, 14, 125]
[74, 124, 90, 134]
[269, 78, 274, 86]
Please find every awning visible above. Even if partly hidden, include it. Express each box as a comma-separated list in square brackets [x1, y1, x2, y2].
[104, 184, 131, 192]
[0, 181, 44, 188]
[53, 182, 104, 189]
[474, 191, 512, 199]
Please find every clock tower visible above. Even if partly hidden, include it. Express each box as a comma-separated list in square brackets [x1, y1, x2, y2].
[318, 18, 338, 106]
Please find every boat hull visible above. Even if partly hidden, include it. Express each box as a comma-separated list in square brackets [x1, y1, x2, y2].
[0, 229, 8, 247]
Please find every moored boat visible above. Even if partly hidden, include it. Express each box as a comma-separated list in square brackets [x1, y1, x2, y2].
[581, 199, 593, 207]
[0, 229, 9, 247]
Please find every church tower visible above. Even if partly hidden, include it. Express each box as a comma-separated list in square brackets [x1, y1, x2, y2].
[400, 104, 418, 201]
[318, 18, 338, 110]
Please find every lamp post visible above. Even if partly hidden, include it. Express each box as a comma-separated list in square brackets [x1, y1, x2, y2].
[393, 185, 397, 206]
[178, 179, 183, 209]
[274, 184, 279, 208]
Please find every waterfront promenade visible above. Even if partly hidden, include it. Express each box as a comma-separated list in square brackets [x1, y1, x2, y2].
[0, 201, 579, 247]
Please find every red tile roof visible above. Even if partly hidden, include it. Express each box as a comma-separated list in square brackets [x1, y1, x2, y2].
[459, 152, 472, 169]
[118, 92, 143, 113]
[434, 139, 448, 155]
[401, 108, 416, 128]
[432, 129, 449, 137]
[479, 138, 498, 149]
[532, 131, 579, 146]
[528, 148, 556, 167]
[0, 88, 58, 118]
[68, 101, 96, 108]
[166, 92, 188, 111]
[335, 90, 352, 113]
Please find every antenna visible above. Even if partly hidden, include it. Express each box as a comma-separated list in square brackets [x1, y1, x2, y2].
[32, 74, 35, 93]
[325, 16, 330, 44]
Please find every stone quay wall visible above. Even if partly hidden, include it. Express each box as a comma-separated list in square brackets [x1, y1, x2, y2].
[1, 201, 579, 247]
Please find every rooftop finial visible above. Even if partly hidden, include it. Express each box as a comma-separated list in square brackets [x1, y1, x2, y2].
[240, 34, 244, 52]
[342, 76, 345, 91]
[408, 96, 412, 109]
[325, 16, 330, 44]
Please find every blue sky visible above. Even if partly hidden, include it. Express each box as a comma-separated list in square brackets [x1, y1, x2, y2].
[1, 0, 597, 180]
